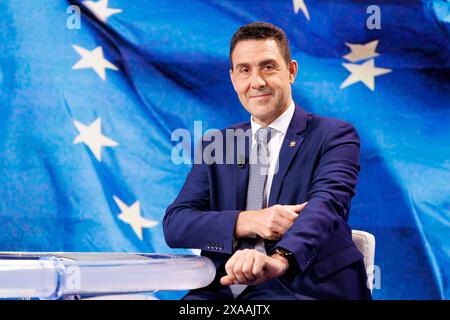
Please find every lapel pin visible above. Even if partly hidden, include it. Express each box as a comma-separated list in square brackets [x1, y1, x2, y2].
[289, 141, 296, 148]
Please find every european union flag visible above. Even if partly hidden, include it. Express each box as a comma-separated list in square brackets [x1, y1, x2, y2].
[0, 0, 449, 299]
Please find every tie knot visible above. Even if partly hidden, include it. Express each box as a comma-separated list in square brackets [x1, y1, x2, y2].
[255, 127, 272, 144]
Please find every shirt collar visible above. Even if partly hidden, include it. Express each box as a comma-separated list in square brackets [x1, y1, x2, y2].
[250, 100, 295, 137]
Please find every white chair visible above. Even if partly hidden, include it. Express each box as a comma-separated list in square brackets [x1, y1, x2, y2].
[352, 230, 376, 292]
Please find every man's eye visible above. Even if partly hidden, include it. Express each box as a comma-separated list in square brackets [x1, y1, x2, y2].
[264, 65, 274, 70]
[240, 68, 249, 73]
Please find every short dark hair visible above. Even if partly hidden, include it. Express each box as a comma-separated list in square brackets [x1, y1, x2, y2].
[229, 22, 291, 69]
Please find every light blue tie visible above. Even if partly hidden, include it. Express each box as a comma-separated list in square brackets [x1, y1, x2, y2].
[230, 127, 272, 298]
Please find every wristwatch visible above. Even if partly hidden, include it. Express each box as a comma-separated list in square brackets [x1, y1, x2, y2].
[273, 247, 293, 258]
[272, 247, 299, 278]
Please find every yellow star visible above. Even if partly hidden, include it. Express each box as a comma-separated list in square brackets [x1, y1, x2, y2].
[73, 117, 118, 162]
[72, 45, 118, 80]
[114, 196, 158, 241]
[343, 40, 379, 62]
[293, 0, 310, 21]
[83, 0, 122, 24]
[340, 59, 392, 91]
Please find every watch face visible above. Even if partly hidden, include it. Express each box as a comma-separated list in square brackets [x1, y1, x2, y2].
[276, 248, 291, 256]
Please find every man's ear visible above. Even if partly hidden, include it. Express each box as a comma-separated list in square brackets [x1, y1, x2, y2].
[229, 69, 237, 92]
[288, 60, 298, 84]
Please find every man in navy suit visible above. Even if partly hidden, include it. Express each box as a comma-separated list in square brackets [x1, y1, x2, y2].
[163, 22, 371, 300]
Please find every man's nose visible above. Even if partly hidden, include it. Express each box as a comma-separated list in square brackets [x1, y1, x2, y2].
[250, 72, 266, 89]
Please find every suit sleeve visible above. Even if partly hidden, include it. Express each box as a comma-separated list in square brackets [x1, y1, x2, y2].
[163, 158, 240, 254]
[273, 121, 361, 273]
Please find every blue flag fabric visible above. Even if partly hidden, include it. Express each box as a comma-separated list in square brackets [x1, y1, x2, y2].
[0, 0, 449, 299]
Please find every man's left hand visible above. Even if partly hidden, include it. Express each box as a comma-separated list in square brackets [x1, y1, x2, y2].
[220, 249, 289, 286]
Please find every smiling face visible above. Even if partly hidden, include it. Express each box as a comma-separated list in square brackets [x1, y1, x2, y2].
[230, 39, 298, 127]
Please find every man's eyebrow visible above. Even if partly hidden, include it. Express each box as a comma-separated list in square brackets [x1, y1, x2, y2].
[233, 59, 279, 70]
[258, 59, 279, 67]
[234, 62, 250, 70]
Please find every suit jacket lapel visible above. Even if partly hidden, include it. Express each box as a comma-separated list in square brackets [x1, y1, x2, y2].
[233, 123, 251, 210]
[268, 106, 309, 206]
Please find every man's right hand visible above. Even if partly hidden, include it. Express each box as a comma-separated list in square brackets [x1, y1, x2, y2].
[234, 202, 308, 240]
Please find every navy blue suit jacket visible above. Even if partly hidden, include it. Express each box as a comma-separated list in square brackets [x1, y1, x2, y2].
[164, 106, 371, 299]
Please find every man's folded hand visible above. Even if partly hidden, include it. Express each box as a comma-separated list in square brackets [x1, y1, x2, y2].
[220, 249, 289, 286]
[234, 202, 308, 240]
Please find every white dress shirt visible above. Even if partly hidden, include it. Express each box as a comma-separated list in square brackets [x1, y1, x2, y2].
[247, 101, 295, 254]
[249, 100, 296, 208]
[230, 101, 296, 297]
